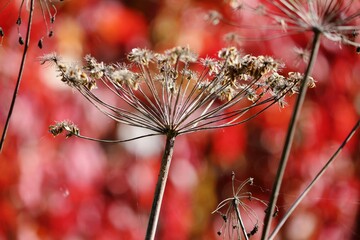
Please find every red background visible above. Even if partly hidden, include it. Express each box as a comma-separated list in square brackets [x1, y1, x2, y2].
[0, 0, 359, 239]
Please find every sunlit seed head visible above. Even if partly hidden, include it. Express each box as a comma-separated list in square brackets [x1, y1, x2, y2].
[84, 55, 106, 79]
[127, 48, 153, 65]
[111, 69, 140, 90]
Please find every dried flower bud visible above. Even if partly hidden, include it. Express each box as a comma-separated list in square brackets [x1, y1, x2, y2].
[110, 68, 140, 90]
[84, 55, 105, 79]
[38, 39, 43, 49]
[127, 48, 153, 65]
[18, 36, 24, 45]
[49, 121, 79, 138]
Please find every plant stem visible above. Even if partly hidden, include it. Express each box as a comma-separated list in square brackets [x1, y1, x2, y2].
[268, 120, 359, 239]
[145, 133, 176, 240]
[234, 199, 249, 240]
[261, 31, 321, 240]
[0, 0, 35, 152]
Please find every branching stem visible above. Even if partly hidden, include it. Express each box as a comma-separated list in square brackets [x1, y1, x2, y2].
[268, 120, 360, 240]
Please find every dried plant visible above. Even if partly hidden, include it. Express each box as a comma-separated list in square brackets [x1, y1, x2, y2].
[208, 0, 360, 49]
[44, 46, 308, 239]
[212, 172, 277, 240]
[1, 0, 358, 239]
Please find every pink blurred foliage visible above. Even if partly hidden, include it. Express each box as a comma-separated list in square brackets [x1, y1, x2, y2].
[0, 0, 359, 239]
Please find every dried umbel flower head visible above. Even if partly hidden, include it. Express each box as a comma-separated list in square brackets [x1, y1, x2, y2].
[43, 46, 310, 140]
[212, 172, 277, 240]
[214, 0, 360, 49]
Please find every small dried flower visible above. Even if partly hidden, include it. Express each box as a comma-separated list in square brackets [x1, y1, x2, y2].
[212, 172, 274, 240]
[49, 121, 79, 138]
[84, 55, 106, 79]
[127, 48, 153, 66]
[110, 68, 140, 90]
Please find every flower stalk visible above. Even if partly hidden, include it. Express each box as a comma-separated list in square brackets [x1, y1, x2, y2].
[0, 0, 35, 152]
[268, 119, 360, 240]
[261, 30, 321, 240]
[1, 0, 62, 152]
[146, 132, 176, 240]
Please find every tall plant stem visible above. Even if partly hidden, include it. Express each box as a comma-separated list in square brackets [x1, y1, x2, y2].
[268, 120, 360, 240]
[0, 0, 35, 152]
[145, 133, 176, 240]
[261, 31, 321, 240]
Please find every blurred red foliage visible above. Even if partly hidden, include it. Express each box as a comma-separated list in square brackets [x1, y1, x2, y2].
[0, 0, 359, 239]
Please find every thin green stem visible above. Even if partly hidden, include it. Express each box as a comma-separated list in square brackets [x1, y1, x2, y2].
[268, 120, 360, 240]
[0, 0, 35, 152]
[145, 132, 176, 240]
[261, 31, 321, 240]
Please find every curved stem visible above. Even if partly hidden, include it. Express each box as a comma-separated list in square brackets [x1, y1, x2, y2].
[261, 31, 321, 240]
[145, 133, 176, 240]
[74, 132, 162, 143]
[268, 120, 360, 240]
[0, 0, 35, 152]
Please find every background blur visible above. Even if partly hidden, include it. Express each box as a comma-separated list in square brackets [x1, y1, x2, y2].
[0, 0, 359, 239]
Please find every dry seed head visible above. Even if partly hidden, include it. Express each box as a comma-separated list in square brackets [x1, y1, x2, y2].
[127, 48, 153, 65]
[110, 69, 140, 90]
[45, 46, 310, 138]
[84, 55, 106, 79]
